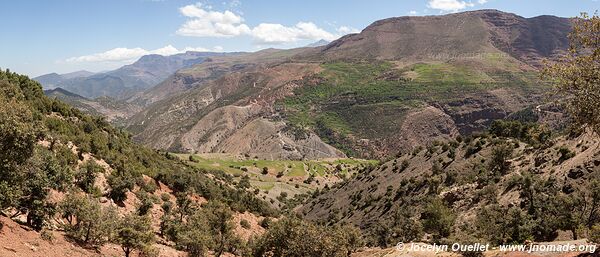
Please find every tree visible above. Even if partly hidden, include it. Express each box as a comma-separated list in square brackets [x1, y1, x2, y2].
[202, 201, 238, 257]
[107, 171, 135, 203]
[476, 205, 534, 245]
[0, 91, 38, 214]
[0, 89, 38, 173]
[177, 212, 213, 257]
[543, 13, 600, 134]
[421, 198, 455, 240]
[488, 142, 513, 175]
[115, 214, 154, 257]
[76, 161, 103, 194]
[60, 193, 118, 247]
[251, 216, 362, 257]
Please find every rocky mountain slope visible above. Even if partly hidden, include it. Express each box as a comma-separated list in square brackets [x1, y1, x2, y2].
[1, 69, 280, 257]
[123, 10, 572, 159]
[44, 88, 141, 123]
[297, 120, 600, 246]
[314, 9, 570, 67]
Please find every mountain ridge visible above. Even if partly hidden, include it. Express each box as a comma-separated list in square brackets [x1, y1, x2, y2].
[123, 10, 571, 159]
[35, 51, 238, 99]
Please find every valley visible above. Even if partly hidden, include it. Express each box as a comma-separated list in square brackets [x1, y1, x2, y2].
[2, 5, 600, 257]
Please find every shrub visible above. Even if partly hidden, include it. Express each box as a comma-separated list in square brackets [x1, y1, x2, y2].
[259, 217, 272, 229]
[60, 194, 118, 247]
[421, 198, 455, 240]
[591, 225, 600, 244]
[251, 217, 362, 257]
[488, 143, 513, 175]
[240, 219, 251, 229]
[115, 214, 154, 257]
[558, 146, 575, 163]
[41, 229, 55, 242]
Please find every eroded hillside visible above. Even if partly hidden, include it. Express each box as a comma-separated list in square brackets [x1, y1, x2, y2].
[124, 10, 571, 159]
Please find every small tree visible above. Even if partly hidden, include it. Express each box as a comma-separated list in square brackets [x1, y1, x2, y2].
[76, 161, 103, 194]
[177, 212, 213, 257]
[488, 142, 513, 175]
[421, 198, 455, 240]
[202, 201, 238, 257]
[60, 194, 118, 247]
[115, 214, 154, 257]
[543, 13, 600, 134]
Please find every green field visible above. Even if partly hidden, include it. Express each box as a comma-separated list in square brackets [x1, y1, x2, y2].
[174, 153, 378, 206]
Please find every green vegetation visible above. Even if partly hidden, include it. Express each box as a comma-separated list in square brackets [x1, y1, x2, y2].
[176, 153, 375, 178]
[60, 194, 118, 247]
[280, 61, 544, 157]
[176, 153, 376, 207]
[115, 213, 155, 257]
[0, 69, 280, 257]
[162, 200, 241, 257]
[543, 12, 600, 134]
[250, 216, 362, 257]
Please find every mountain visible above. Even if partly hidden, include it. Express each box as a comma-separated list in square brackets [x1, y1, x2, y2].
[61, 70, 95, 79]
[1, 69, 278, 257]
[36, 51, 235, 100]
[314, 9, 571, 67]
[299, 125, 600, 246]
[124, 10, 572, 160]
[305, 39, 330, 47]
[44, 87, 141, 123]
[34, 70, 94, 89]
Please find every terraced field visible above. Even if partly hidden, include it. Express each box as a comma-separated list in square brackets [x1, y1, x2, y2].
[175, 153, 378, 207]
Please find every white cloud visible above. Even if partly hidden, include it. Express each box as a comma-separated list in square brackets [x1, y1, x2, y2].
[427, 0, 475, 12]
[176, 2, 350, 45]
[65, 45, 223, 63]
[251, 22, 337, 44]
[409, 10, 418, 15]
[477, 0, 488, 3]
[176, 3, 250, 37]
[337, 26, 360, 35]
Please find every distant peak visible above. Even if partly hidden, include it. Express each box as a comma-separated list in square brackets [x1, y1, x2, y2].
[306, 39, 330, 47]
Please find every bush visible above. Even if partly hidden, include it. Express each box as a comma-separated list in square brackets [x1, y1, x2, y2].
[259, 217, 272, 229]
[75, 161, 103, 193]
[251, 217, 362, 257]
[60, 194, 118, 247]
[115, 214, 154, 257]
[421, 198, 455, 240]
[188, 155, 200, 163]
[41, 229, 55, 242]
[240, 219, 251, 229]
[590, 225, 600, 244]
[558, 146, 575, 163]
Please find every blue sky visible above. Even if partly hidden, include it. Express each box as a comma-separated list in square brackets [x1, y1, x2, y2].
[1, 0, 598, 77]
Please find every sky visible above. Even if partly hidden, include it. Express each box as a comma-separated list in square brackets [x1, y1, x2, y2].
[0, 0, 598, 77]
